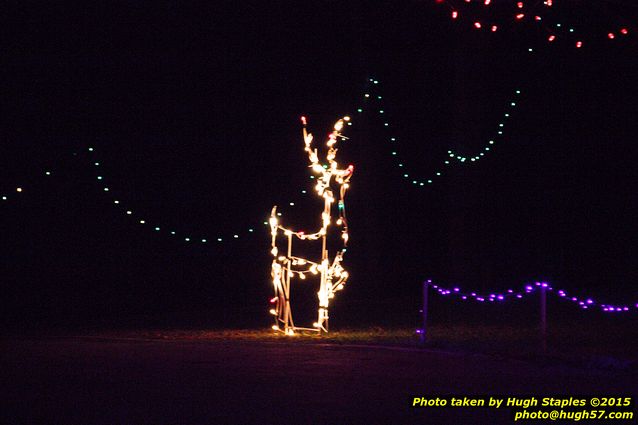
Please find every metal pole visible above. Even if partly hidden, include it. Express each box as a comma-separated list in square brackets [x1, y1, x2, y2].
[420, 280, 429, 345]
[540, 285, 547, 353]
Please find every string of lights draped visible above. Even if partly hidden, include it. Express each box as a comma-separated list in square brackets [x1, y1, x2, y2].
[2, 186, 26, 202]
[85, 146, 311, 245]
[269, 116, 354, 335]
[358, 77, 522, 187]
[433, 0, 632, 50]
[1, 171, 53, 202]
[424, 279, 638, 313]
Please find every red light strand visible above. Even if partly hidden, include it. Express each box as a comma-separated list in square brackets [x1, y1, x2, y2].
[433, 0, 633, 49]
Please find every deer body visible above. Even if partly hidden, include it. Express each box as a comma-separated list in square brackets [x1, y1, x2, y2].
[269, 117, 354, 334]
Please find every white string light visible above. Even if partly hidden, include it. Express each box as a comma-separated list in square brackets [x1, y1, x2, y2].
[1, 171, 53, 203]
[0, 170, 52, 203]
[269, 116, 354, 335]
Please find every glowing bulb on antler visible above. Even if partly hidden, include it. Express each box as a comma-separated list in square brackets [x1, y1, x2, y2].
[268, 116, 354, 334]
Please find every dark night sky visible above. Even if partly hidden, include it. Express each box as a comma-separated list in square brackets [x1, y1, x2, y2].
[2, 1, 638, 330]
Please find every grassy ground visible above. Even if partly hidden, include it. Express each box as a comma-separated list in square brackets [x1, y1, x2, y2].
[72, 323, 638, 372]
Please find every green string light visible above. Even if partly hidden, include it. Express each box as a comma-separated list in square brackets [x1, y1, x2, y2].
[356, 78, 522, 187]
[84, 147, 312, 245]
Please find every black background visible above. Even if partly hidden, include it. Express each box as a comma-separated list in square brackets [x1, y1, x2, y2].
[2, 1, 638, 330]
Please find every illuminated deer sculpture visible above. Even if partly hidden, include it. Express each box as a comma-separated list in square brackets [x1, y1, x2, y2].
[269, 116, 354, 334]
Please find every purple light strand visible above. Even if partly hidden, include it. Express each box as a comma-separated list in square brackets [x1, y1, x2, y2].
[425, 279, 637, 313]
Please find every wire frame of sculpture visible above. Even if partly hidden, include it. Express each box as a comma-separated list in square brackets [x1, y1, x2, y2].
[269, 116, 354, 335]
